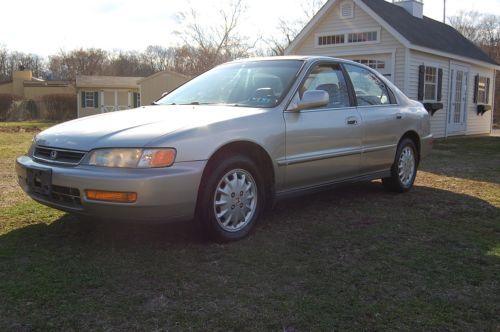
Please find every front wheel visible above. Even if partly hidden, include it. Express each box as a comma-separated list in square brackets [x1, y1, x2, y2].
[197, 155, 263, 242]
[382, 138, 418, 192]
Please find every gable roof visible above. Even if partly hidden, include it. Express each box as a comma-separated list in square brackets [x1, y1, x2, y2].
[360, 0, 497, 65]
[137, 69, 190, 84]
[76, 75, 143, 89]
[286, 0, 498, 67]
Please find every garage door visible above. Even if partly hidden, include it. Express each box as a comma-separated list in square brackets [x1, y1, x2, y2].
[342, 54, 392, 82]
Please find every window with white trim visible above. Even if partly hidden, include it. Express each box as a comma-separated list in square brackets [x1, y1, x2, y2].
[348, 31, 378, 43]
[477, 76, 488, 104]
[318, 34, 345, 46]
[424, 66, 438, 101]
[316, 29, 379, 47]
[85, 91, 95, 108]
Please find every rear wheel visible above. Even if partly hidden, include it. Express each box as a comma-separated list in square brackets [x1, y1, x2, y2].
[198, 155, 263, 242]
[382, 138, 418, 192]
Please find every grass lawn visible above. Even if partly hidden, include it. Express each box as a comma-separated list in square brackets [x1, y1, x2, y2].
[0, 125, 499, 330]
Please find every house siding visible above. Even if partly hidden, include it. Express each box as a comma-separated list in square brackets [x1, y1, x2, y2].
[408, 50, 450, 138]
[289, 1, 407, 89]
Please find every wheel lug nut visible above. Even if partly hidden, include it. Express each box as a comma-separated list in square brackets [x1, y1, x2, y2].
[240, 203, 243, 208]
[231, 205, 235, 209]
[231, 193, 235, 197]
[240, 191, 243, 196]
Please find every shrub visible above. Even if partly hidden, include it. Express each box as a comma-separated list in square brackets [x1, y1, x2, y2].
[40, 94, 77, 121]
[0, 94, 22, 121]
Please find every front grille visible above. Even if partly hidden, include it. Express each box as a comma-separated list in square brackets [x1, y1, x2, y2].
[34, 146, 86, 165]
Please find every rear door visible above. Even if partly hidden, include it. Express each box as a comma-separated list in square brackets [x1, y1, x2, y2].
[343, 63, 401, 174]
[283, 62, 362, 190]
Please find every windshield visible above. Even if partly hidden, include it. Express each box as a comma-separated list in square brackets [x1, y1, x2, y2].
[156, 60, 304, 108]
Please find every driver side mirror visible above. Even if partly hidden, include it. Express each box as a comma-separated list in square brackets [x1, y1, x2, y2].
[289, 90, 329, 112]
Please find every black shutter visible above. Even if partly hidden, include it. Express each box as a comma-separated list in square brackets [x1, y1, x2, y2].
[437, 68, 443, 102]
[473, 75, 479, 104]
[486, 78, 490, 104]
[417, 65, 425, 101]
[133, 93, 138, 108]
[81, 91, 85, 108]
[94, 92, 99, 108]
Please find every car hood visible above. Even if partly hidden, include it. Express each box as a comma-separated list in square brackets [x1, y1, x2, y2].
[35, 105, 266, 151]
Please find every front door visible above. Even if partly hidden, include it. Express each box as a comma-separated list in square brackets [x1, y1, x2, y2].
[448, 64, 469, 134]
[283, 62, 362, 191]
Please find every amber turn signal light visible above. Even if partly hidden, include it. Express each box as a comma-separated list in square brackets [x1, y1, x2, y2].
[85, 190, 137, 203]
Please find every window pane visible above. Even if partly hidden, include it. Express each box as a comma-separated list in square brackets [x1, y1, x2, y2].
[344, 64, 392, 105]
[300, 63, 351, 108]
[424, 83, 436, 100]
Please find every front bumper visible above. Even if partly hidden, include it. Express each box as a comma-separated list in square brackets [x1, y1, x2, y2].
[15, 155, 206, 223]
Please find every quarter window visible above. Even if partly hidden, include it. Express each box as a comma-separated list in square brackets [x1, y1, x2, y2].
[344, 64, 393, 106]
[424, 66, 438, 101]
[300, 63, 351, 109]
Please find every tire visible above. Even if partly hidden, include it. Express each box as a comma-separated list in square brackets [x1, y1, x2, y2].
[382, 138, 418, 193]
[197, 155, 263, 242]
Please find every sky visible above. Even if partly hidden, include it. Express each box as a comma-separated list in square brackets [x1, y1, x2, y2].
[1, 0, 500, 57]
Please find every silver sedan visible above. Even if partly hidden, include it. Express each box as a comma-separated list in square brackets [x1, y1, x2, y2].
[16, 56, 432, 241]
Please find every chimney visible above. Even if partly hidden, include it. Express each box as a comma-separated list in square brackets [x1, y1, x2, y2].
[393, 0, 423, 19]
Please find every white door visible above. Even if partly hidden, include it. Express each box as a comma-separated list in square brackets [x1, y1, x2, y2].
[448, 64, 468, 134]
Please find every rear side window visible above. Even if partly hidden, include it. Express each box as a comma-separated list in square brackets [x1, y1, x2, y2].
[344, 64, 394, 106]
[300, 63, 351, 108]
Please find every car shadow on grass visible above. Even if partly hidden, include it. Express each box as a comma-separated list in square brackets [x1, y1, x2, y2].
[0, 181, 499, 330]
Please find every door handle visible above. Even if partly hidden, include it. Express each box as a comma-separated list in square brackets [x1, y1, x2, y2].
[396, 113, 402, 119]
[347, 119, 358, 125]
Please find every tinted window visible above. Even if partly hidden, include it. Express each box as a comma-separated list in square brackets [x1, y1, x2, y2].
[344, 64, 393, 106]
[300, 63, 350, 108]
[156, 60, 303, 108]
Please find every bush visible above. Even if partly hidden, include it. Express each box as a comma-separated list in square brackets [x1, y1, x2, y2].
[0, 94, 22, 121]
[40, 94, 77, 121]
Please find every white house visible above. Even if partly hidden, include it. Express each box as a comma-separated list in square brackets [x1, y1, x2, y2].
[285, 0, 499, 138]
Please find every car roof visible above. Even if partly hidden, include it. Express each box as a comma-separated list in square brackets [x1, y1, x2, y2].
[228, 55, 359, 65]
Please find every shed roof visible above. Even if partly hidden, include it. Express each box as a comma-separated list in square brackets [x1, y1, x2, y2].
[361, 0, 497, 65]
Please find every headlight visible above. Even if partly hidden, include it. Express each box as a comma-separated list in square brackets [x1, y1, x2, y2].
[88, 148, 176, 168]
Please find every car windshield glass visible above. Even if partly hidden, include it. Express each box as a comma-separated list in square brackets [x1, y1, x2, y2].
[156, 60, 304, 108]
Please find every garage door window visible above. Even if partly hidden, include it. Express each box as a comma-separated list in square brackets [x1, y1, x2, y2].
[352, 59, 385, 70]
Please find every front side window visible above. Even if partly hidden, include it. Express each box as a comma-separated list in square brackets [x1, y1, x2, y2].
[344, 64, 392, 106]
[424, 66, 438, 101]
[157, 60, 304, 108]
[300, 63, 351, 108]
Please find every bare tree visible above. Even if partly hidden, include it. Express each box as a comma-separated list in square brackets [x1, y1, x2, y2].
[174, 0, 254, 75]
[48, 48, 109, 80]
[265, 0, 327, 55]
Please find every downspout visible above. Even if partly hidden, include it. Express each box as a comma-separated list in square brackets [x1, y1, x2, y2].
[444, 59, 452, 138]
[491, 69, 497, 134]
